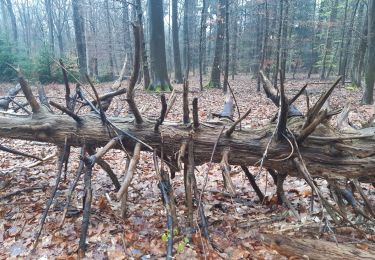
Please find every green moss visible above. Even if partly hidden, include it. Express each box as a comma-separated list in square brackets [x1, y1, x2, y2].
[205, 80, 221, 89]
[147, 83, 173, 92]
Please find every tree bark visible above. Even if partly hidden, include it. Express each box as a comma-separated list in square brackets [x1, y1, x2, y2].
[104, 0, 114, 79]
[172, 0, 183, 83]
[72, 0, 87, 82]
[320, 0, 339, 80]
[209, 0, 225, 88]
[147, 0, 172, 91]
[135, 0, 150, 89]
[2, 112, 375, 183]
[199, 0, 207, 90]
[363, 0, 375, 104]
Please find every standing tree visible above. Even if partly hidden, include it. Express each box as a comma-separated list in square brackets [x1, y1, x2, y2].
[183, 0, 190, 79]
[198, 0, 207, 90]
[148, 0, 171, 91]
[223, 0, 229, 92]
[363, 0, 375, 104]
[135, 0, 150, 89]
[209, 0, 225, 88]
[104, 0, 115, 79]
[72, 0, 87, 82]
[44, 0, 54, 54]
[172, 0, 183, 83]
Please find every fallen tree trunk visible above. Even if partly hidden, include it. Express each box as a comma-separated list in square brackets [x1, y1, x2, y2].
[1, 112, 375, 182]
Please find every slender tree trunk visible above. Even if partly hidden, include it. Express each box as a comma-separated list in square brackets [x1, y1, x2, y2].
[257, 0, 269, 91]
[172, 0, 183, 83]
[280, 0, 289, 82]
[183, 0, 190, 79]
[4, 0, 18, 50]
[363, 0, 375, 104]
[320, 0, 339, 80]
[104, 0, 114, 79]
[44, 0, 54, 54]
[135, 0, 150, 88]
[223, 0, 229, 93]
[199, 0, 207, 90]
[148, 0, 172, 91]
[307, 0, 318, 79]
[340, 0, 360, 84]
[338, 0, 349, 79]
[209, 0, 226, 88]
[231, 0, 238, 81]
[122, 2, 133, 72]
[72, 0, 88, 82]
[273, 0, 284, 88]
[351, 2, 367, 86]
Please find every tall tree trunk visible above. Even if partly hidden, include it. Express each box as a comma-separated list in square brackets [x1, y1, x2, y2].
[136, 0, 150, 89]
[257, 0, 269, 91]
[351, 2, 367, 87]
[72, 0, 88, 82]
[104, 0, 114, 79]
[4, 0, 18, 50]
[209, 0, 225, 88]
[199, 0, 207, 90]
[320, 0, 339, 80]
[172, 0, 183, 83]
[122, 2, 133, 73]
[338, 0, 349, 79]
[183, 0, 190, 79]
[280, 0, 289, 82]
[148, 0, 172, 91]
[273, 0, 284, 88]
[307, 0, 318, 79]
[340, 0, 360, 85]
[223, 0, 229, 93]
[231, 0, 238, 81]
[363, 0, 375, 104]
[44, 0, 54, 54]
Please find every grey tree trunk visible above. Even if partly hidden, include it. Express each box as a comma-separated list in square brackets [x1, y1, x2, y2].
[72, 0, 88, 82]
[172, 0, 183, 83]
[273, 0, 284, 88]
[104, 0, 114, 79]
[363, 0, 375, 104]
[136, 0, 150, 89]
[320, 0, 339, 80]
[183, 0, 190, 79]
[122, 2, 133, 71]
[209, 0, 226, 88]
[223, 0, 229, 93]
[280, 0, 289, 82]
[231, 0, 238, 81]
[148, 0, 172, 91]
[351, 2, 367, 87]
[199, 0, 207, 90]
[340, 0, 360, 85]
[4, 0, 18, 48]
[44, 0, 54, 54]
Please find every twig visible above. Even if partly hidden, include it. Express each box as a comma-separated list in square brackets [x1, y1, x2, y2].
[78, 156, 94, 257]
[225, 108, 251, 137]
[241, 166, 264, 201]
[33, 137, 68, 251]
[0, 185, 46, 200]
[49, 101, 82, 124]
[60, 147, 85, 227]
[0, 144, 42, 161]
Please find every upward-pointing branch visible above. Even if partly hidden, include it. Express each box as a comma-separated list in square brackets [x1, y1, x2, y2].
[127, 24, 143, 125]
[18, 72, 41, 114]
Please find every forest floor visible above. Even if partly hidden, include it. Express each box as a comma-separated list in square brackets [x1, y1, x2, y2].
[1, 74, 375, 259]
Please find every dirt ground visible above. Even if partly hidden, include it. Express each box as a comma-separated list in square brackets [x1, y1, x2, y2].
[1, 74, 375, 259]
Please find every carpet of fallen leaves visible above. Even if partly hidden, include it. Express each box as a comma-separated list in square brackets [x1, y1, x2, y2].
[1, 74, 375, 259]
